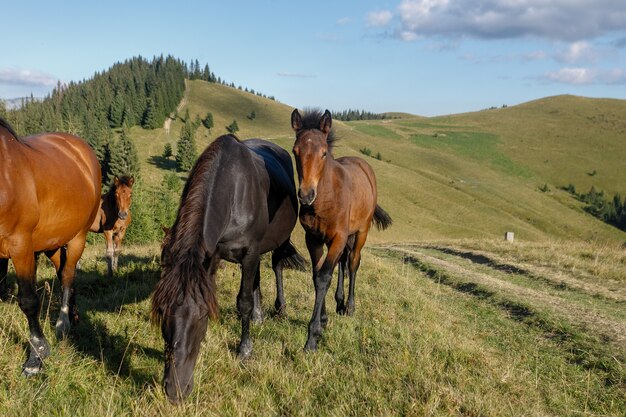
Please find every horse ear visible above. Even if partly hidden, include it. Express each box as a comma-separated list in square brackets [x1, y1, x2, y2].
[129, 176, 135, 187]
[291, 109, 303, 131]
[114, 176, 120, 186]
[320, 110, 332, 134]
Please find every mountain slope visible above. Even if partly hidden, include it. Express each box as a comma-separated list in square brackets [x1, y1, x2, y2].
[128, 83, 626, 244]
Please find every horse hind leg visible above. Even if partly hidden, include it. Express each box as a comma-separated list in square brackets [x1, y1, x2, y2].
[236, 252, 260, 360]
[335, 246, 350, 315]
[0, 258, 9, 300]
[270, 241, 293, 317]
[54, 233, 87, 339]
[345, 232, 368, 316]
[252, 263, 264, 324]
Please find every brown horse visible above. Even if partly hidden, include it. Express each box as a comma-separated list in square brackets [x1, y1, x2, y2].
[291, 109, 392, 351]
[0, 118, 101, 375]
[90, 175, 134, 276]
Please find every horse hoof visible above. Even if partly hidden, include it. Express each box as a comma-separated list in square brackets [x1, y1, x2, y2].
[237, 341, 253, 361]
[22, 352, 45, 377]
[304, 339, 318, 352]
[55, 317, 71, 340]
[22, 364, 42, 377]
[345, 305, 355, 316]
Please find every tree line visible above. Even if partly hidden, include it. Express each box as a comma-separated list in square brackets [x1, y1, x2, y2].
[565, 184, 626, 231]
[332, 109, 391, 121]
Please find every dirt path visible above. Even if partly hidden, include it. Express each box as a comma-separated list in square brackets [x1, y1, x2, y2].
[163, 80, 189, 134]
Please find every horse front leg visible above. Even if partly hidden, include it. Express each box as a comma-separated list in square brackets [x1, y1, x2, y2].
[112, 227, 126, 274]
[236, 251, 260, 360]
[54, 233, 87, 339]
[305, 234, 346, 351]
[12, 242, 50, 376]
[104, 230, 114, 276]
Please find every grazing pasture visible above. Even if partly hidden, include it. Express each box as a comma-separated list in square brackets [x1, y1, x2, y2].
[1, 81, 625, 415]
[0, 240, 624, 416]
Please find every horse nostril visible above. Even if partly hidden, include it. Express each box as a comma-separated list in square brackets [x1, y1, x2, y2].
[118, 211, 128, 219]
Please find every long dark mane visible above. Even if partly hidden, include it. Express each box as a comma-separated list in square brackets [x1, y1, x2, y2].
[151, 138, 226, 324]
[0, 117, 21, 142]
[298, 108, 338, 151]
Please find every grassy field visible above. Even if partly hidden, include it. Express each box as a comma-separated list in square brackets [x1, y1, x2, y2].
[1, 81, 625, 415]
[0, 240, 624, 416]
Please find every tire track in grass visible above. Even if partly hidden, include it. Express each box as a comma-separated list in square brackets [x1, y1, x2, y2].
[374, 246, 626, 389]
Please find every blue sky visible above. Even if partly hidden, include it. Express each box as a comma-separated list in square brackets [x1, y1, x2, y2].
[1, 0, 625, 116]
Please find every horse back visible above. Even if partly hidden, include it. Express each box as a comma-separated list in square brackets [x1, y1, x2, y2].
[334, 156, 378, 231]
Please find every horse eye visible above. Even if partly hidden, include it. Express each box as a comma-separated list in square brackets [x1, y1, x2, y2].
[322, 151, 327, 159]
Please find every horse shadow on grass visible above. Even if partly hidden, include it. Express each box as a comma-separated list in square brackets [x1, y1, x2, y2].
[70, 254, 163, 386]
[0, 253, 166, 387]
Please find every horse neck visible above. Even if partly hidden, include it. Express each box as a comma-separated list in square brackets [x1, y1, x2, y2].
[317, 156, 343, 198]
[0, 128, 20, 155]
[171, 146, 225, 259]
[103, 186, 118, 211]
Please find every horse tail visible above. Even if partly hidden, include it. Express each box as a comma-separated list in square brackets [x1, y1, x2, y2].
[372, 205, 393, 231]
[273, 240, 307, 271]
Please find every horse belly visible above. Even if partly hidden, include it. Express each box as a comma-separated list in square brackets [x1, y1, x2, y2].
[260, 199, 297, 253]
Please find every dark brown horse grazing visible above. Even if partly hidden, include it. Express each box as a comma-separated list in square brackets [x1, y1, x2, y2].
[0, 118, 101, 375]
[151, 134, 305, 403]
[291, 109, 392, 351]
[90, 175, 134, 276]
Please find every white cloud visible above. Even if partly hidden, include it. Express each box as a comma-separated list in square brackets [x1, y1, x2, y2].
[367, 10, 393, 27]
[542, 67, 626, 85]
[0, 68, 58, 87]
[393, 0, 626, 41]
[523, 51, 548, 61]
[555, 42, 597, 64]
[277, 72, 316, 79]
[337, 17, 352, 25]
[544, 68, 595, 84]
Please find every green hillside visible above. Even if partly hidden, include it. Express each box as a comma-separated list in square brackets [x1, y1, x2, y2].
[128, 81, 626, 244]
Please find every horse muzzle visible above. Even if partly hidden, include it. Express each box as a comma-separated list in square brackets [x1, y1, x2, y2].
[298, 188, 317, 206]
[118, 211, 128, 220]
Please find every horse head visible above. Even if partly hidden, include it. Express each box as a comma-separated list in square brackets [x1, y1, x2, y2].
[291, 108, 334, 206]
[113, 176, 134, 220]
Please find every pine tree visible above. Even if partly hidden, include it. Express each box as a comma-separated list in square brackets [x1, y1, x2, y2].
[175, 121, 197, 171]
[108, 129, 140, 183]
[142, 97, 159, 129]
[202, 112, 214, 133]
[226, 119, 239, 134]
[163, 143, 173, 159]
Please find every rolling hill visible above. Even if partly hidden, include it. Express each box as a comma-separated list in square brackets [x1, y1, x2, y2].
[2, 78, 625, 416]
[128, 80, 626, 244]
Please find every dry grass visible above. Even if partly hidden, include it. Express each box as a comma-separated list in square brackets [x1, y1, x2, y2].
[0, 240, 625, 416]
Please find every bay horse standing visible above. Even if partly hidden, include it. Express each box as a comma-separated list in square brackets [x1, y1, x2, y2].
[0, 118, 101, 375]
[90, 175, 134, 276]
[291, 109, 392, 351]
[151, 134, 305, 403]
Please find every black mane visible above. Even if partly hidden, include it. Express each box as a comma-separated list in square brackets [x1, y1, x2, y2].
[298, 108, 338, 150]
[0, 117, 21, 142]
